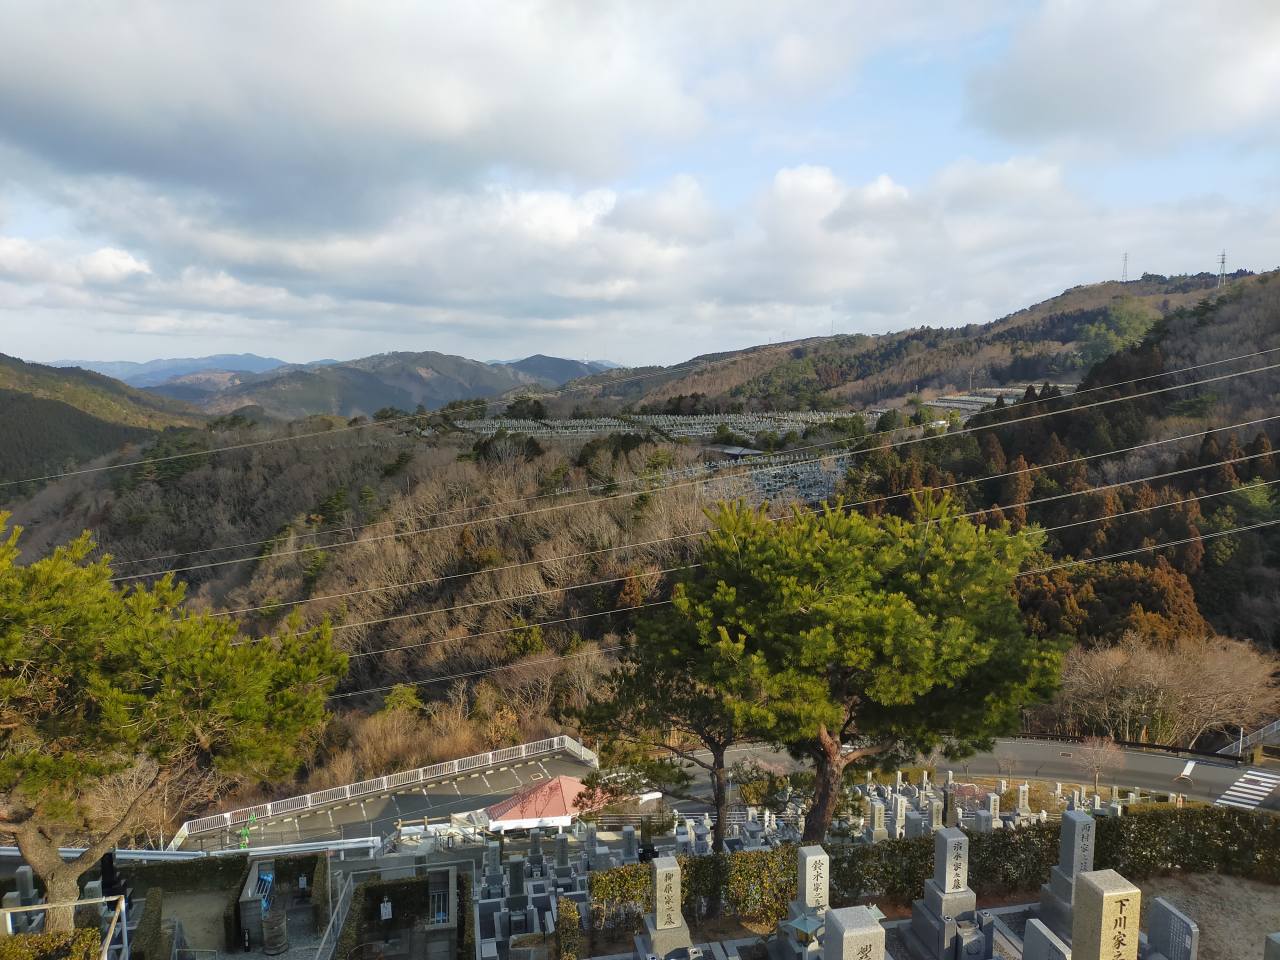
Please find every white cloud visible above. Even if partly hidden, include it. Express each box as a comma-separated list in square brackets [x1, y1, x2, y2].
[969, 1, 1280, 150]
[77, 248, 151, 283]
[5, 156, 1277, 365]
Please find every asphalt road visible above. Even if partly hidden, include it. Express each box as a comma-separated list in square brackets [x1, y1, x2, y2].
[666, 738, 1275, 812]
[185, 737, 1274, 851]
[181, 752, 595, 851]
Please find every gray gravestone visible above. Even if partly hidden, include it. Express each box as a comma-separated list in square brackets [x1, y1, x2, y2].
[823, 906, 885, 960]
[643, 856, 692, 959]
[1266, 933, 1280, 960]
[1149, 897, 1199, 960]
[866, 799, 888, 842]
[905, 810, 924, 839]
[508, 855, 525, 896]
[1039, 809, 1096, 938]
[555, 832, 569, 868]
[973, 810, 993, 833]
[14, 867, 35, 906]
[798, 845, 830, 913]
[1022, 919, 1070, 960]
[901, 827, 976, 960]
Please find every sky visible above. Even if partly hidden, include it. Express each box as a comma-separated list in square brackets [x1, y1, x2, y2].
[1, 1, 1278, 367]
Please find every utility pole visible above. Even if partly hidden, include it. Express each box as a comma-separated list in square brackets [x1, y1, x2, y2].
[1121, 251, 1128, 283]
[1217, 250, 1227, 288]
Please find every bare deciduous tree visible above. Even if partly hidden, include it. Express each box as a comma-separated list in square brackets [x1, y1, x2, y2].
[1074, 736, 1123, 796]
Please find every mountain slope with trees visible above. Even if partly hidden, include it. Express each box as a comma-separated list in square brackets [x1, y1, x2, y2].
[567, 271, 1255, 415]
[4, 270, 1280, 834]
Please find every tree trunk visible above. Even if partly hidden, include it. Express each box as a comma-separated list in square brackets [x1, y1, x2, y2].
[42, 870, 83, 933]
[802, 728, 849, 843]
[710, 749, 728, 854]
[13, 829, 83, 934]
[706, 748, 728, 918]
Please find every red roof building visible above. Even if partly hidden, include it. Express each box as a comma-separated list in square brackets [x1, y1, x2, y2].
[484, 775, 598, 831]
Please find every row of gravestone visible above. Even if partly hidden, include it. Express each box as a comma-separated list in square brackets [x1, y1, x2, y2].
[621, 814, 1226, 960]
[856, 771, 1044, 844]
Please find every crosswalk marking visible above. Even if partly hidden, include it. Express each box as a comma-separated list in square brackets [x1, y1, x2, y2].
[1215, 768, 1280, 809]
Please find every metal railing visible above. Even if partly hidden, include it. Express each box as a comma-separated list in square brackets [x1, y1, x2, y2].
[1219, 718, 1280, 755]
[0, 896, 128, 960]
[314, 872, 355, 960]
[171, 735, 597, 847]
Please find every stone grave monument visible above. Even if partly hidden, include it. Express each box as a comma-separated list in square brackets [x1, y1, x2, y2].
[770, 845, 830, 960]
[1071, 870, 1140, 960]
[1146, 897, 1199, 960]
[1038, 809, 1095, 939]
[823, 906, 886, 960]
[639, 856, 693, 960]
[901, 827, 991, 960]
[1022, 919, 1070, 960]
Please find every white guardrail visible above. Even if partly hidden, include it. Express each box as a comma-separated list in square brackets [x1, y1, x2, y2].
[1219, 717, 1280, 755]
[169, 735, 598, 848]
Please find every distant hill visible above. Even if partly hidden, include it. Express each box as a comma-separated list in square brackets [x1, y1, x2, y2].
[186, 351, 542, 419]
[0, 354, 201, 492]
[567, 271, 1252, 414]
[158, 351, 620, 419]
[54, 353, 294, 387]
[493, 355, 614, 385]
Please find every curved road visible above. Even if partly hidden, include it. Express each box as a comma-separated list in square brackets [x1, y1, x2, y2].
[670, 739, 1278, 812]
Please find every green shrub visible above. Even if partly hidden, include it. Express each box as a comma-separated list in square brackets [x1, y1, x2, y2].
[588, 807, 1280, 921]
[311, 854, 332, 932]
[555, 897, 582, 960]
[121, 854, 249, 893]
[457, 871, 474, 960]
[0, 930, 101, 960]
[131, 888, 165, 960]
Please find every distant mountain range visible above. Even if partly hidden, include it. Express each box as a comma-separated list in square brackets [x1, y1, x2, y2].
[139, 352, 618, 419]
[52, 353, 304, 387]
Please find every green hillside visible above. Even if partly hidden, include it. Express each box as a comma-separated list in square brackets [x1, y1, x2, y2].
[0, 354, 200, 429]
[0, 389, 157, 490]
[0, 355, 201, 498]
[569, 271, 1254, 413]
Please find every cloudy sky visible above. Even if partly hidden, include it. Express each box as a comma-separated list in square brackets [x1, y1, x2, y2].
[1, 1, 1278, 366]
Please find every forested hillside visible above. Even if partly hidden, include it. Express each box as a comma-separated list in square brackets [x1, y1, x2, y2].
[0, 354, 201, 491]
[6, 270, 1280, 821]
[569, 271, 1254, 414]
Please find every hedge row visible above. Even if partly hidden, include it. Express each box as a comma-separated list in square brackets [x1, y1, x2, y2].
[555, 897, 582, 960]
[311, 854, 332, 932]
[335, 874, 455, 960]
[589, 806, 1278, 926]
[458, 871, 474, 960]
[131, 887, 165, 960]
[121, 854, 249, 893]
[0, 931, 101, 960]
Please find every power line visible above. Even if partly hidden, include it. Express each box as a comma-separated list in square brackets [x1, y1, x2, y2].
[107, 343, 1280, 573]
[323, 515, 1280, 700]
[110, 358, 1280, 582]
[313, 476, 1279, 673]
[211, 414, 1280, 619]
[241, 447, 1276, 650]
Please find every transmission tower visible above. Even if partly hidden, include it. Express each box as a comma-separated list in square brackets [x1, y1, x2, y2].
[1121, 252, 1128, 283]
[1217, 250, 1227, 288]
